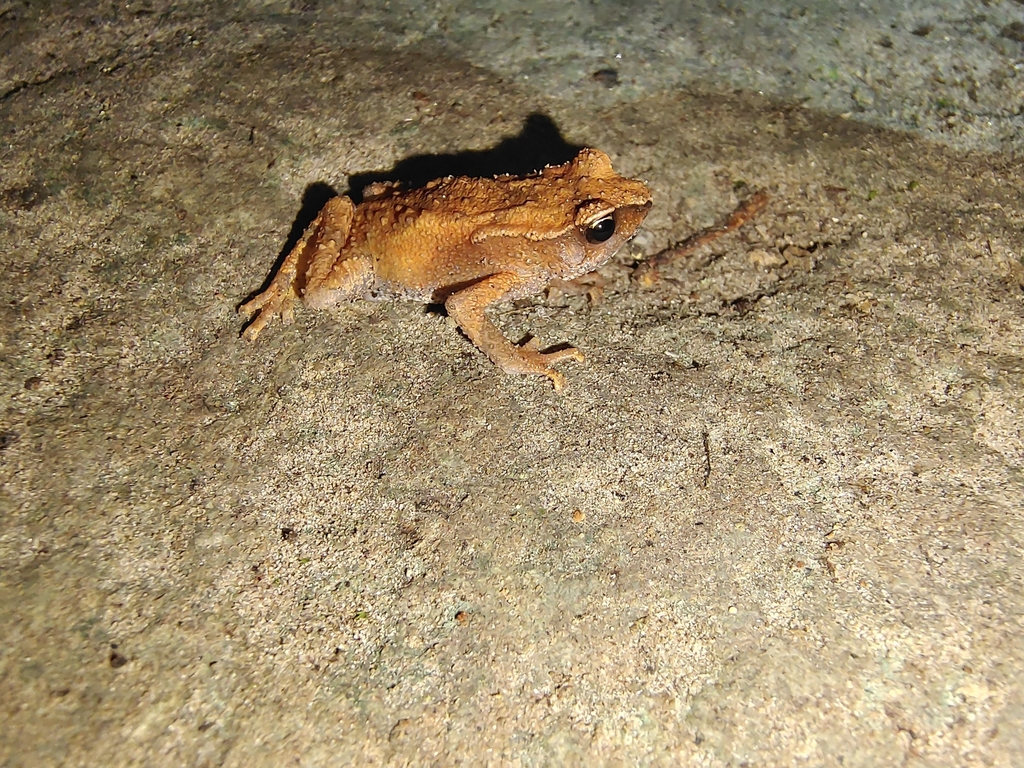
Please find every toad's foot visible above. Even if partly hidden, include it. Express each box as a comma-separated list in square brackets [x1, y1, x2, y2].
[239, 282, 297, 341]
[519, 338, 585, 391]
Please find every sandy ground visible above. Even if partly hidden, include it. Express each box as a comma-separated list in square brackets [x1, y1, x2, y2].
[2, 2, 1023, 766]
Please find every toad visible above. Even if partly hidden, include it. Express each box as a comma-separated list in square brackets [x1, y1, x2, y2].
[240, 148, 652, 390]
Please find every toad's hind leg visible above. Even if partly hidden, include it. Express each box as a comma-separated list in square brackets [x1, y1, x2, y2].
[240, 195, 359, 341]
[302, 246, 373, 310]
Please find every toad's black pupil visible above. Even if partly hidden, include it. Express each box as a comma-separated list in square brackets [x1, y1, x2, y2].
[586, 216, 616, 243]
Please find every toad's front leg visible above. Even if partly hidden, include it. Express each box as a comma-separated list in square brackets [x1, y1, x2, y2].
[445, 273, 585, 391]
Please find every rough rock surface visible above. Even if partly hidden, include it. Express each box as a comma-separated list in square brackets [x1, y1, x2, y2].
[2, 2, 1022, 765]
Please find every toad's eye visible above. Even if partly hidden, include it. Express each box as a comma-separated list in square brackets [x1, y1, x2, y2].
[585, 215, 616, 244]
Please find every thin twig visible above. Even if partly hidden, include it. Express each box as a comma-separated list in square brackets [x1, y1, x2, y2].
[700, 430, 711, 489]
[634, 191, 770, 286]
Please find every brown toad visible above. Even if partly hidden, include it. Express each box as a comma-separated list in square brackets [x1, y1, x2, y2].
[240, 148, 652, 389]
